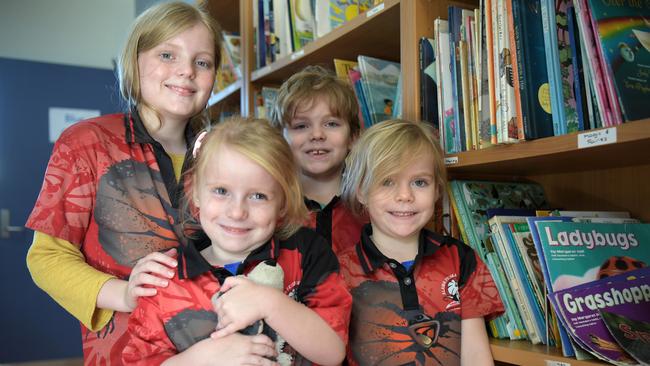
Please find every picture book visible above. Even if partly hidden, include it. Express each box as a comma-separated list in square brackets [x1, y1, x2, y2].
[551, 267, 650, 365]
[357, 55, 401, 125]
[434, 19, 458, 153]
[533, 221, 650, 294]
[513, 0, 553, 139]
[586, 0, 650, 122]
[348, 68, 371, 129]
[288, 0, 315, 51]
[333, 58, 358, 81]
[449, 180, 548, 261]
[420, 37, 439, 130]
[489, 216, 546, 344]
[329, 0, 360, 30]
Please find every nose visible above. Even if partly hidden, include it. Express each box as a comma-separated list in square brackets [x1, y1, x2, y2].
[310, 124, 325, 141]
[227, 198, 247, 220]
[395, 182, 414, 203]
[176, 59, 195, 79]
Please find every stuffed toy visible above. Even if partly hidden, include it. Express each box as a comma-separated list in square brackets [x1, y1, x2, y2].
[212, 260, 292, 366]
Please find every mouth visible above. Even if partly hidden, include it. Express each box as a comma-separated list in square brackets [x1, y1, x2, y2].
[166, 83, 196, 96]
[219, 224, 250, 235]
[389, 211, 417, 217]
[305, 149, 330, 156]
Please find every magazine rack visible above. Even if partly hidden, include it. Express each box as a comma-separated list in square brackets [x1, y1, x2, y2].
[203, 0, 650, 364]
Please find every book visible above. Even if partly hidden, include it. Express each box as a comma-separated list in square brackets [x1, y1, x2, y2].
[357, 55, 401, 125]
[551, 267, 650, 365]
[420, 37, 439, 130]
[288, 0, 315, 51]
[449, 180, 548, 261]
[329, 0, 360, 30]
[586, 0, 650, 122]
[333, 58, 358, 81]
[348, 68, 371, 129]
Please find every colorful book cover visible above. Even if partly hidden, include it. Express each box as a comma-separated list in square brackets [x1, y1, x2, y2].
[329, 0, 359, 30]
[434, 20, 458, 154]
[512, 0, 553, 139]
[333, 58, 358, 81]
[551, 267, 650, 365]
[356, 55, 400, 125]
[288, 0, 315, 51]
[586, 0, 650, 122]
[348, 68, 371, 129]
[420, 37, 439, 130]
[449, 180, 548, 261]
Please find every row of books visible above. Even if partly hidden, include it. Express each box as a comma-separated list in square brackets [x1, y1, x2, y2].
[448, 180, 649, 364]
[214, 32, 242, 93]
[254, 0, 384, 69]
[333, 56, 401, 128]
[252, 55, 402, 128]
[426, 1, 650, 154]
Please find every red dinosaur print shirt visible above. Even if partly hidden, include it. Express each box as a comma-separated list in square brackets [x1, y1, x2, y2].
[338, 225, 504, 366]
[304, 196, 366, 256]
[26, 112, 194, 365]
[123, 227, 352, 365]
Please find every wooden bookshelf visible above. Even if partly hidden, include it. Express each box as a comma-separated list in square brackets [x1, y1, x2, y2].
[206, 1, 650, 365]
[491, 339, 608, 366]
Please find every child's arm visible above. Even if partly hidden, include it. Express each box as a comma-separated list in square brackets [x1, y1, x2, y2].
[161, 334, 279, 366]
[213, 276, 346, 366]
[460, 317, 494, 366]
[123, 290, 279, 366]
[97, 248, 178, 312]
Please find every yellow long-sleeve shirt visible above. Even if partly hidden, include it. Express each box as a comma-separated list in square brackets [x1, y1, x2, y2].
[26, 153, 185, 331]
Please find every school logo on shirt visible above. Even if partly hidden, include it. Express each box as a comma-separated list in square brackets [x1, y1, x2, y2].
[440, 274, 460, 311]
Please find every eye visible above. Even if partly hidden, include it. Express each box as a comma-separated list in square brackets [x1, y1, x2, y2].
[325, 119, 341, 128]
[196, 59, 212, 69]
[412, 179, 429, 188]
[290, 121, 307, 130]
[159, 52, 173, 61]
[382, 178, 394, 187]
[212, 187, 227, 195]
[250, 192, 268, 200]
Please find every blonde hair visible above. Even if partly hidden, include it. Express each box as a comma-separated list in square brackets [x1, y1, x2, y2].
[270, 65, 361, 137]
[341, 119, 448, 217]
[117, 2, 222, 131]
[187, 117, 307, 239]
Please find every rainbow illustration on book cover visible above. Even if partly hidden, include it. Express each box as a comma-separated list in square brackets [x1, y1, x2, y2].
[587, 0, 650, 121]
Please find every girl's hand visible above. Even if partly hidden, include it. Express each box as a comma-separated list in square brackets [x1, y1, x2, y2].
[163, 333, 279, 366]
[125, 248, 177, 311]
[212, 276, 281, 339]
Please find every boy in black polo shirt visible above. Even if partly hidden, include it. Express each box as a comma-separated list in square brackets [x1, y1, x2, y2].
[339, 120, 505, 365]
[270, 66, 366, 256]
[123, 117, 351, 365]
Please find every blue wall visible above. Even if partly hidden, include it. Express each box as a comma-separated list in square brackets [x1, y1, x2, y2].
[0, 57, 122, 362]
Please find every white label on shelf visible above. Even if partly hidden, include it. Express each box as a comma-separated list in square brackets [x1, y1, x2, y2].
[366, 3, 385, 18]
[577, 127, 617, 149]
[544, 361, 571, 366]
[291, 50, 305, 60]
[444, 157, 459, 165]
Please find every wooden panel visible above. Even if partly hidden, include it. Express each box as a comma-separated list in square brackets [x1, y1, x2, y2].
[529, 164, 650, 222]
[446, 119, 650, 175]
[203, 0, 240, 33]
[240, 0, 254, 116]
[250, 0, 401, 85]
[491, 339, 608, 366]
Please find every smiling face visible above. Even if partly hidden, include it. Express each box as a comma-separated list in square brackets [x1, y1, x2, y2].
[137, 22, 216, 125]
[283, 98, 353, 181]
[194, 145, 285, 264]
[364, 153, 438, 248]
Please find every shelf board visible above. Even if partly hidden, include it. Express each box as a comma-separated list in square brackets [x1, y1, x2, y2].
[208, 79, 241, 107]
[491, 338, 609, 366]
[250, 0, 401, 85]
[446, 119, 650, 176]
